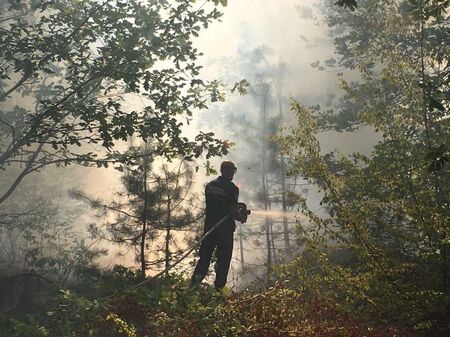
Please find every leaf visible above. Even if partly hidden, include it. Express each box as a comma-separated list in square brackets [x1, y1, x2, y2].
[428, 97, 445, 112]
[335, 0, 357, 11]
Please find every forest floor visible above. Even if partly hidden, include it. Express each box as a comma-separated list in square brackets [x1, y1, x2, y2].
[103, 278, 420, 337]
[0, 273, 423, 337]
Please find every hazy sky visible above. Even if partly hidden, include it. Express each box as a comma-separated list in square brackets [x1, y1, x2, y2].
[78, 0, 336, 270]
[0, 0, 381, 285]
[83, 0, 338, 195]
[197, 0, 336, 98]
[193, 0, 378, 160]
[77, 0, 380, 276]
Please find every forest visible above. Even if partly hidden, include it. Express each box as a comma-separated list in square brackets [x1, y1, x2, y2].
[0, 0, 449, 336]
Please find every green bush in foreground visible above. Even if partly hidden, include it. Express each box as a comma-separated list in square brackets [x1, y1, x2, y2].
[0, 272, 422, 337]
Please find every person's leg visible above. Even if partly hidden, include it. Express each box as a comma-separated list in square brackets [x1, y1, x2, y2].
[214, 231, 234, 290]
[190, 235, 216, 287]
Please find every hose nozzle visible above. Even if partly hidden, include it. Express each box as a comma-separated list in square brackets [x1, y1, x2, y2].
[237, 202, 251, 223]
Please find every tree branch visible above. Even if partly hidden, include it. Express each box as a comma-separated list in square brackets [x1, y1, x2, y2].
[0, 64, 32, 101]
[0, 142, 45, 204]
[69, 189, 140, 220]
[0, 116, 16, 151]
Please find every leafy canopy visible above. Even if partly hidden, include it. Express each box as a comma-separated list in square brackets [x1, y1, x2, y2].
[277, 0, 449, 332]
[0, 0, 239, 203]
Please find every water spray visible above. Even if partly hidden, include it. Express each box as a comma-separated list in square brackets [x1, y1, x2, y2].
[250, 209, 300, 218]
[135, 203, 251, 288]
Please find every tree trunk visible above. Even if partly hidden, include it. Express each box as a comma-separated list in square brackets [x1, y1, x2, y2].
[140, 166, 148, 278]
[239, 223, 245, 269]
[165, 193, 171, 277]
[259, 79, 272, 278]
[278, 96, 291, 257]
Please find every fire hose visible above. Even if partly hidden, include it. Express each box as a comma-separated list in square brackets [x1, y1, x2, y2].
[135, 203, 251, 288]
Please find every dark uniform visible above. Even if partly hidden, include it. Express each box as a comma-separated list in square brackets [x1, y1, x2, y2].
[191, 175, 239, 290]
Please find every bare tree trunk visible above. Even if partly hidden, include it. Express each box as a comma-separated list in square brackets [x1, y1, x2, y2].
[140, 165, 148, 278]
[269, 218, 277, 265]
[278, 96, 291, 257]
[259, 78, 272, 278]
[165, 191, 171, 277]
[239, 223, 245, 269]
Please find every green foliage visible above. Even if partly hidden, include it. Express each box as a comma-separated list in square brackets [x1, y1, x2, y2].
[0, 0, 232, 204]
[0, 166, 104, 287]
[72, 145, 202, 277]
[1, 273, 420, 337]
[212, 0, 228, 7]
[276, 0, 450, 334]
[335, 0, 358, 11]
[0, 316, 48, 337]
[231, 79, 250, 95]
[0, 274, 422, 337]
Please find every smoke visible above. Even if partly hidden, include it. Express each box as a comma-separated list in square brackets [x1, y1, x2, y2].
[186, 0, 381, 288]
[0, 0, 380, 286]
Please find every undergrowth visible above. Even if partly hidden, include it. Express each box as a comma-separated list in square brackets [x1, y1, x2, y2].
[0, 268, 420, 337]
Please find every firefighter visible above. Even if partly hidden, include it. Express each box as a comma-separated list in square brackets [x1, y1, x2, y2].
[190, 161, 244, 290]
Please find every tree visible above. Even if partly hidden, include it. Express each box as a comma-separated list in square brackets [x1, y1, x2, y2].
[0, 0, 238, 205]
[73, 143, 201, 278]
[0, 165, 104, 290]
[253, 75, 275, 274]
[278, 0, 449, 333]
[156, 162, 201, 277]
[251, 68, 303, 275]
[336, 0, 449, 16]
[201, 48, 301, 284]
